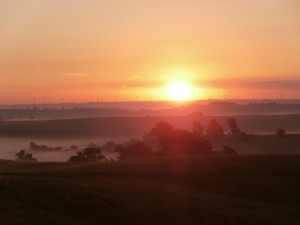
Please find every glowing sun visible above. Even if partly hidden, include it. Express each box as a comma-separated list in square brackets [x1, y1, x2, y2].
[167, 81, 193, 101]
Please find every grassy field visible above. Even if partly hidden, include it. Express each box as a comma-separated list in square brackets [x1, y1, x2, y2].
[211, 135, 300, 154]
[1, 155, 300, 225]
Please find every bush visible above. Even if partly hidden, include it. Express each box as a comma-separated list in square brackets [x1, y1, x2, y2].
[206, 119, 224, 138]
[276, 128, 286, 137]
[15, 150, 37, 162]
[68, 144, 106, 162]
[115, 140, 153, 160]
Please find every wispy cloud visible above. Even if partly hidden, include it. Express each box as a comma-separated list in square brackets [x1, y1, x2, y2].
[63, 73, 88, 77]
[36, 67, 48, 72]
[128, 75, 140, 80]
[18, 82, 36, 86]
[204, 79, 300, 90]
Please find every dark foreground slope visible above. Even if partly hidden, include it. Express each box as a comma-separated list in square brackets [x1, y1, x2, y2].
[1, 155, 300, 225]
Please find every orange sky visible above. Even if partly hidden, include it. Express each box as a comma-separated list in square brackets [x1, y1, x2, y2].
[1, 0, 300, 104]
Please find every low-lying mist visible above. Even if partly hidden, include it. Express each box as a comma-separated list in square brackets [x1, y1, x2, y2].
[0, 137, 131, 162]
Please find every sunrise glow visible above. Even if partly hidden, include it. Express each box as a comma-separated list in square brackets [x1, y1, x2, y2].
[0, 1, 300, 104]
[167, 81, 193, 101]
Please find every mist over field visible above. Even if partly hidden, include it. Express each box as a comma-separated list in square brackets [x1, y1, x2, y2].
[0, 137, 125, 162]
[3, 100, 300, 121]
[2, 101, 300, 162]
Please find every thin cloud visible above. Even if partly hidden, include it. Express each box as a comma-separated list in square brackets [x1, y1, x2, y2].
[85, 80, 161, 89]
[63, 73, 88, 77]
[18, 82, 36, 86]
[128, 75, 140, 80]
[37, 68, 48, 72]
[203, 79, 300, 90]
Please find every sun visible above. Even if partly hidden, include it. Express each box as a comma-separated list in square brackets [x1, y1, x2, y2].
[167, 81, 193, 101]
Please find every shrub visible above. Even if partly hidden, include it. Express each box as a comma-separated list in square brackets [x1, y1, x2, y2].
[276, 128, 286, 137]
[15, 150, 37, 162]
[115, 140, 153, 160]
[206, 119, 224, 138]
[68, 144, 105, 162]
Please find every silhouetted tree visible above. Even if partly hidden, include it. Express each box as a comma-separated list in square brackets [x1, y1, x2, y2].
[147, 121, 174, 140]
[145, 121, 175, 155]
[145, 122, 213, 156]
[29, 141, 64, 151]
[189, 134, 213, 154]
[115, 139, 153, 160]
[206, 119, 224, 138]
[167, 129, 192, 155]
[68, 144, 105, 162]
[227, 118, 242, 136]
[100, 141, 117, 153]
[29, 141, 39, 150]
[15, 150, 37, 162]
[192, 121, 204, 137]
[276, 128, 286, 137]
[167, 129, 213, 155]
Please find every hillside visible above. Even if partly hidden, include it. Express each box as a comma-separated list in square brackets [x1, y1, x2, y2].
[1, 155, 300, 225]
[1, 114, 300, 138]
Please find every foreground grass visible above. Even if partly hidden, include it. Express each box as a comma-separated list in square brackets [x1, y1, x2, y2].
[0, 155, 300, 225]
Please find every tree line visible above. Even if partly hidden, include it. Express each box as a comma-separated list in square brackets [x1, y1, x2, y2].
[15, 118, 287, 162]
[68, 118, 241, 162]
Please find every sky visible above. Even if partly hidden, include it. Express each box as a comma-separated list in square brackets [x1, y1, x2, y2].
[0, 0, 300, 104]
